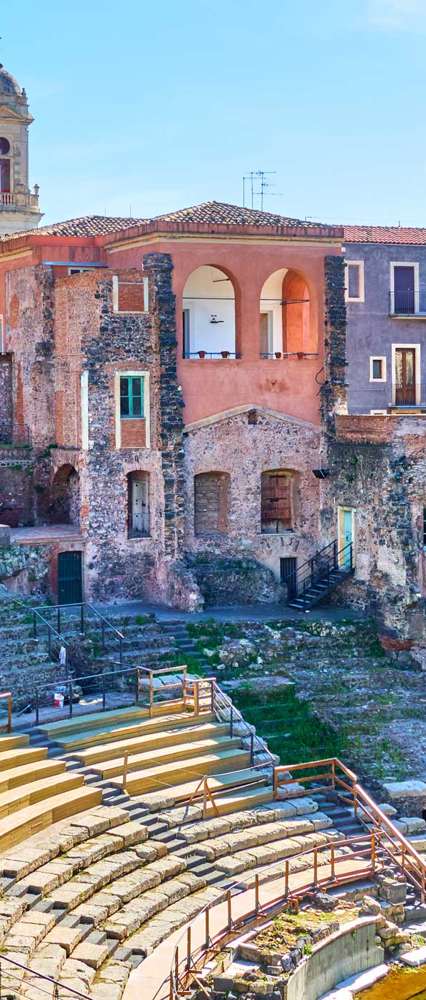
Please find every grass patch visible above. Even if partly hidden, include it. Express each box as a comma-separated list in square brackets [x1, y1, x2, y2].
[231, 683, 350, 765]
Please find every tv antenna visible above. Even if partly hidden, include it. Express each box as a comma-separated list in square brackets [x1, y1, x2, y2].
[243, 170, 277, 210]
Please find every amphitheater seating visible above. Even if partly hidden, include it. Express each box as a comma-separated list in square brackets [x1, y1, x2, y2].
[0, 701, 366, 1000]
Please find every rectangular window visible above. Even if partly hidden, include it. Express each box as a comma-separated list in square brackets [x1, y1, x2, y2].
[345, 261, 364, 303]
[120, 375, 144, 418]
[390, 263, 419, 314]
[113, 275, 149, 313]
[369, 356, 387, 382]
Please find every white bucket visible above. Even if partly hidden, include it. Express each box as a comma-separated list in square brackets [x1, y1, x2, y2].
[53, 692, 64, 708]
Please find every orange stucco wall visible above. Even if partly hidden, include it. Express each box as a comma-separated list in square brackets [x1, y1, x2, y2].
[106, 237, 341, 426]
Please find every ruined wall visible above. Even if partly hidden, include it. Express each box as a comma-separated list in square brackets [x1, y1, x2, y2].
[0, 446, 34, 526]
[184, 407, 322, 601]
[0, 355, 12, 442]
[326, 415, 426, 639]
[5, 265, 55, 447]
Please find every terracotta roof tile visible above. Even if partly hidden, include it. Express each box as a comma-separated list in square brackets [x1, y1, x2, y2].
[0, 215, 148, 241]
[344, 224, 426, 245]
[0, 201, 339, 245]
[152, 199, 325, 229]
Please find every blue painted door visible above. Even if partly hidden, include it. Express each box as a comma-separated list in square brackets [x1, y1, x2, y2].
[342, 510, 353, 568]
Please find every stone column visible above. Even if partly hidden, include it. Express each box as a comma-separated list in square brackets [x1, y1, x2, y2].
[143, 253, 185, 560]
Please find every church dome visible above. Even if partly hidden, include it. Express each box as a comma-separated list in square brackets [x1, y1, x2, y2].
[0, 65, 22, 98]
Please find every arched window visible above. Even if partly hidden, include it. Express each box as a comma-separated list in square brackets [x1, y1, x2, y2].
[182, 266, 236, 358]
[49, 465, 79, 525]
[127, 471, 150, 538]
[194, 472, 230, 535]
[259, 269, 312, 356]
[261, 470, 296, 533]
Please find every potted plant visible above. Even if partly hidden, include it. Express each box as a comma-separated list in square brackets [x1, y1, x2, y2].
[221, 350, 230, 358]
[297, 351, 305, 360]
[198, 349, 206, 359]
[274, 351, 282, 359]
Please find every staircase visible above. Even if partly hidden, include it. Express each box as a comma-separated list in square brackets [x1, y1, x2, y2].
[288, 539, 354, 610]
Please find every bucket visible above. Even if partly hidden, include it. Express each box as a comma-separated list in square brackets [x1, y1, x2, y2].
[53, 692, 64, 708]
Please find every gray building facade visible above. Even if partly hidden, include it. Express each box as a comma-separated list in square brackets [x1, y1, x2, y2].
[344, 228, 426, 414]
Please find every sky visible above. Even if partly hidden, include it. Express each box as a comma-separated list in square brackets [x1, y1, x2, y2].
[2, 0, 426, 226]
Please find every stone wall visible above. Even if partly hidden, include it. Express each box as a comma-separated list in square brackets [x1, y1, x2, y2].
[0, 543, 50, 593]
[320, 255, 347, 432]
[0, 354, 12, 442]
[326, 415, 426, 639]
[0, 447, 34, 526]
[184, 406, 322, 596]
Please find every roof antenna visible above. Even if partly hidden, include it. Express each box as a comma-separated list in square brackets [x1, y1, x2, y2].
[242, 170, 277, 209]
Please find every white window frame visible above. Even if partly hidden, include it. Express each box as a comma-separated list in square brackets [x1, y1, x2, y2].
[0, 314, 4, 353]
[112, 275, 149, 314]
[114, 370, 150, 450]
[345, 260, 365, 303]
[369, 356, 387, 383]
[390, 261, 419, 315]
[391, 343, 421, 405]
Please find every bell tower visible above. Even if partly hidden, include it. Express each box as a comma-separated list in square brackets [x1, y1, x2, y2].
[0, 63, 42, 235]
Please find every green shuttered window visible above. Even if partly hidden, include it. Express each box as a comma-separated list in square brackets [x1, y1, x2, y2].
[120, 376, 144, 418]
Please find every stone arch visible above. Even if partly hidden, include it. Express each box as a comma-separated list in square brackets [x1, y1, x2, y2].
[182, 265, 238, 358]
[48, 464, 80, 525]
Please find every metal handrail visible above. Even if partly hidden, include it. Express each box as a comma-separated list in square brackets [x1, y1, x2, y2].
[169, 831, 379, 1000]
[33, 602, 124, 667]
[212, 679, 276, 768]
[291, 540, 354, 606]
[32, 607, 71, 674]
[273, 757, 426, 900]
[0, 951, 91, 1000]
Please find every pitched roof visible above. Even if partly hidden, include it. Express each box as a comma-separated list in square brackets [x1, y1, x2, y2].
[151, 200, 324, 229]
[344, 224, 426, 245]
[0, 215, 148, 241]
[0, 200, 341, 247]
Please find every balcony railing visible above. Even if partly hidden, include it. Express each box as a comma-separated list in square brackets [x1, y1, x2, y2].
[389, 289, 426, 316]
[183, 351, 240, 359]
[0, 189, 40, 209]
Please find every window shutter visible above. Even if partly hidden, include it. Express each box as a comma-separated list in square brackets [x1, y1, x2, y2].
[194, 473, 229, 535]
[261, 473, 292, 527]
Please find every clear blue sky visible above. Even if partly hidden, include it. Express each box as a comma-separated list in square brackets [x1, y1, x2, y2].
[2, 0, 426, 226]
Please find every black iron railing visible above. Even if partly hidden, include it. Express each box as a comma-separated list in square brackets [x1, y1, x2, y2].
[32, 602, 124, 668]
[290, 539, 354, 607]
[389, 289, 418, 315]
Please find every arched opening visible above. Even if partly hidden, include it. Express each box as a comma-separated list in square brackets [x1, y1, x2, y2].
[259, 269, 313, 356]
[48, 465, 80, 525]
[127, 471, 150, 538]
[261, 469, 297, 533]
[282, 270, 312, 353]
[182, 266, 236, 358]
[194, 471, 230, 535]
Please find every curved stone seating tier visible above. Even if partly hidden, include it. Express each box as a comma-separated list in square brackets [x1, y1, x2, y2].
[39, 702, 194, 751]
[0, 705, 367, 1000]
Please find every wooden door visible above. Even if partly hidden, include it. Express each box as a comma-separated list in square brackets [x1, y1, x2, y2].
[395, 348, 416, 405]
[58, 551, 83, 605]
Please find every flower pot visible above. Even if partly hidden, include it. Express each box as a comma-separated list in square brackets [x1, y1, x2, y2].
[221, 350, 230, 358]
[297, 351, 304, 360]
[198, 350, 206, 359]
[274, 352, 282, 359]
